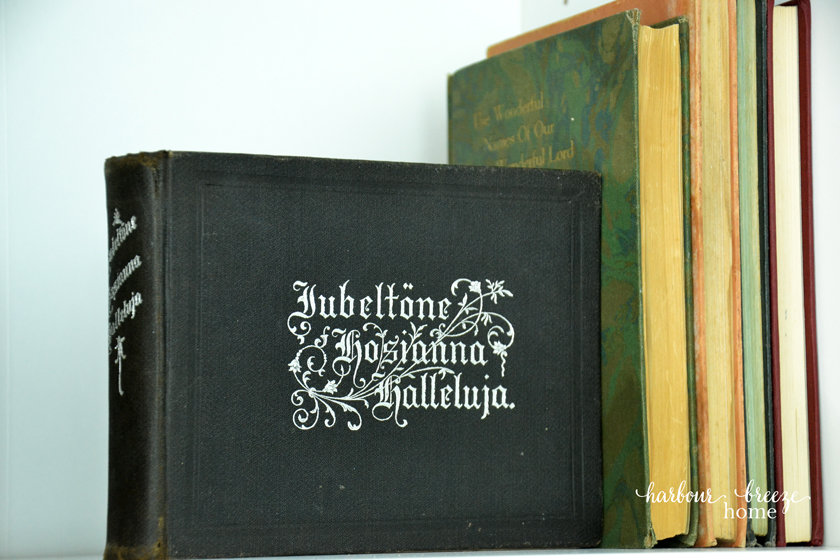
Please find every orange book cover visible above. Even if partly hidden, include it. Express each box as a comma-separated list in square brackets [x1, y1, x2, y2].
[487, 0, 746, 548]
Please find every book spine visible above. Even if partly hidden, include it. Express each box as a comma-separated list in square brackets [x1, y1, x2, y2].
[689, 0, 713, 547]
[765, 0, 787, 546]
[728, 0, 748, 548]
[791, 0, 822, 546]
[755, 0, 778, 547]
[675, 15, 700, 549]
[104, 153, 169, 560]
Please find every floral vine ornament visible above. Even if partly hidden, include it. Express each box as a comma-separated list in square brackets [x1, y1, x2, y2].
[286, 278, 516, 430]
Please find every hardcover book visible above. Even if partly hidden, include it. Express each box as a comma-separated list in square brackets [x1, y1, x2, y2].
[479, 1, 749, 547]
[740, 0, 777, 546]
[449, 11, 696, 548]
[766, 0, 823, 546]
[104, 151, 603, 559]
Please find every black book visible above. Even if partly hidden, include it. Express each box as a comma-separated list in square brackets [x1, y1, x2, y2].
[105, 151, 602, 559]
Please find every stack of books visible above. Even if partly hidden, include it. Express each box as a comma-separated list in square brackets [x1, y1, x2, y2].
[103, 1, 823, 557]
[448, 0, 822, 549]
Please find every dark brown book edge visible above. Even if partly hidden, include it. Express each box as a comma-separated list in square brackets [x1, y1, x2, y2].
[104, 152, 170, 560]
[785, 0, 823, 546]
[765, 0, 785, 547]
[754, 0, 778, 547]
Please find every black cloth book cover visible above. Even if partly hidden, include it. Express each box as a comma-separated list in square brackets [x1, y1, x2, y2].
[104, 151, 602, 559]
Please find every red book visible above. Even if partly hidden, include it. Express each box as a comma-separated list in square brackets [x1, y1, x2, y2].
[766, 0, 822, 546]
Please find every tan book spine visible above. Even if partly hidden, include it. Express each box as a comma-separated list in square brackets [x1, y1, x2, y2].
[727, 0, 748, 549]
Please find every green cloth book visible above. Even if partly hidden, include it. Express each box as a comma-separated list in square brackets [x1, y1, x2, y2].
[664, 16, 700, 549]
[449, 10, 696, 548]
[738, 0, 776, 546]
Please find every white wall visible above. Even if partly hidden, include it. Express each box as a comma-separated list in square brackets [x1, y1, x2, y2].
[804, 0, 840, 549]
[522, 0, 606, 30]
